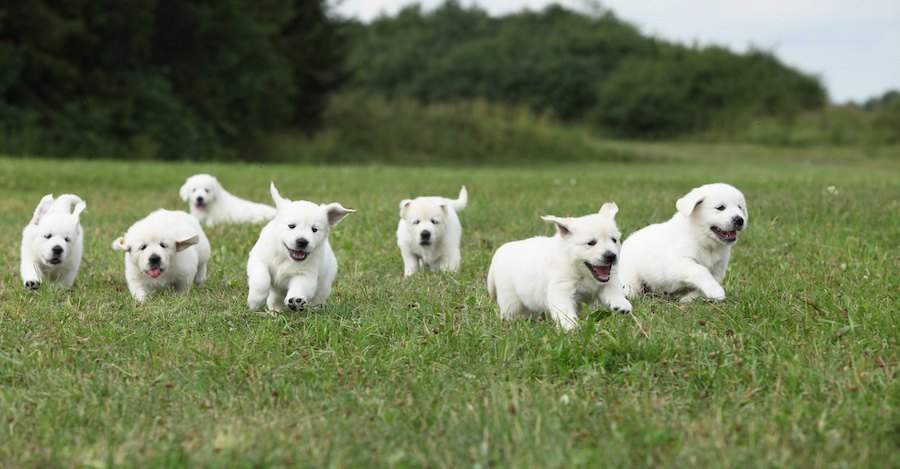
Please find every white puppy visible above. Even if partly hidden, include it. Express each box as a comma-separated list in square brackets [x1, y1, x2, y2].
[20, 194, 87, 290]
[247, 183, 355, 312]
[487, 203, 632, 331]
[618, 183, 748, 302]
[396, 186, 467, 276]
[112, 209, 211, 302]
[179, 173, 276, 227]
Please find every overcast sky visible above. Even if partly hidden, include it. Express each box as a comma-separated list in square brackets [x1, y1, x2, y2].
[331, 0, 900, 103]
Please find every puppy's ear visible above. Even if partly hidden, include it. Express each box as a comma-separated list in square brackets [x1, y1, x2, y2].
[399, 200, 412, 219]
[179, 180, 191, 201]
[599, 202, 618, 219]
[270, 182, 289, 209]
[73, 201, 87, 221]
[111, 237, 130, 252]
[324, 203, 355, 227]
[30, 194, 55, 225]
[176, 234, 199, 252]
[676, 188, 704, 216]
[541, 215, 572, 237]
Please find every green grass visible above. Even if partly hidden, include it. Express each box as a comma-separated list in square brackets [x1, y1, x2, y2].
[0, 144, 898, 467]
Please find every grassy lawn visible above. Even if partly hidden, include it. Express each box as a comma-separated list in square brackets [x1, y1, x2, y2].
[0, 144, 898, 467]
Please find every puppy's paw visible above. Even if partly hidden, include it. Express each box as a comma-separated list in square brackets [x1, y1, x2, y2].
[702, 285, 726, 301]
[679, 291, 700, 303]
[609, 298, 633, 314]
[286, 296, 307, 312]
[555, 316, 579, 331]
[24, 280, 41, 291]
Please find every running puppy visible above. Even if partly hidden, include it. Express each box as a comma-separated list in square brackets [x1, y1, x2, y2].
[396, 186, 467, 276]
[618, 183, 748, 302]
[246, 183, 355, 312]
[487, 203, 631, 331]
[179, 174, 277, 227]
[112, 209, 211, 302]
[20, 194, 87, 290]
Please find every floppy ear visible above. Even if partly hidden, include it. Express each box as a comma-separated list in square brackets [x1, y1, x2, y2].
[270, 182, 289, 209]
[111, 236, 130, 252]
[179, 180, 191, 201]
[30, 194, 54, 225]
[176, 234, 199, 252]
[324, 203, 355, 227]
[541, 215, 572, 237]
[599, 202, 618, 219]
[676, 188, 705, 216]
[73, 201, 87, 221]
[399, 199, 412, 219]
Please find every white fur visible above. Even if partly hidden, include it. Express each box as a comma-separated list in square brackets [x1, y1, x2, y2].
[111, 209, 211, 302]
[618, 183, 748, 302]
[247, 183, 355, 312]
[20, 194, 87, 290]
[487, 203, 631, 331]
[396, 186, 467, 276]
[179, 173, 276, 227]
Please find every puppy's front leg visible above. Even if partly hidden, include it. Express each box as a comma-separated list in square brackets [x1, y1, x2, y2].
[547, 285, 579, 331]
[681, 263, 725, 301]
[400, 246, 421, 277]
[129, 283, 150, 302]
[285, 272, 318, 312]
[439, 250, 461, 273]
[599, 276, 632, 314]
[247, 260, 271, 311]
[20, 256, 42, 290]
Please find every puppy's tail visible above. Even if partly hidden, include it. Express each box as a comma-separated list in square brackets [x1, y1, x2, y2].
[448, 186, 468, 212]
[49, 194, 85, 214]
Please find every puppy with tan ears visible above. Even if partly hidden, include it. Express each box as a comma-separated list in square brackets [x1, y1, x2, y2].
[396, 186, 467, 276]
[179, 173, 276, 227]
[487, 203, 631, 331]
[20, 194, 87, 290]
[247, 183, 355, 312]
[112, 210, 211, 302]
[618, 183, 748, 302]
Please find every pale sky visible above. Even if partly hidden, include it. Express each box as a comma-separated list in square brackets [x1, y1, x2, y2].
[330, 0, 900, 103]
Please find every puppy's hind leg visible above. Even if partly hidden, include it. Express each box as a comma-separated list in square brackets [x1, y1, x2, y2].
[194, 261, 207, 286]
[547, 287, 579, 331]
[680, 263, 725, 301]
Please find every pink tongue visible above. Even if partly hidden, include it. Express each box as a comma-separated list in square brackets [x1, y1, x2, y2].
[727, 231, 737, 239]
[594, 265, 611, 278]
[196, 204, 205, 210]
[148, 267, 162, 278]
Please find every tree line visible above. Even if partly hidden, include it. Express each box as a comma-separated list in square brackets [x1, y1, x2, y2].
[1, 1, 871, 159]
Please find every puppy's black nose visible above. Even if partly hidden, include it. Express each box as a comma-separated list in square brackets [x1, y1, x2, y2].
[420, 230, 431, 240]
[51, 245, 64, 256]
[733, 216, 744, 229]
[296, 238, 309, 249]
[196, 196, 205, 204]
[148, 254, 161, 265]
[603, 252, 617, 264]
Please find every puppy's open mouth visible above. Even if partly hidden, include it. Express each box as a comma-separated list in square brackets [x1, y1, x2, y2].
[47, 257, 62, 265]
[711, 226, 738, 243]
[146, 267, 163, 278]
[195, 202, 207, 210]
[584, 262, 611, 283]
[286, 246, 308, 261]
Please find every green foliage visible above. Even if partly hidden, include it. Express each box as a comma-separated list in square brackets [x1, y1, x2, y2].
[0, 0, 343, 159]
[257, 93, 633, 165]
[0, 146, 898, 466]
[345, 2, 827, 138]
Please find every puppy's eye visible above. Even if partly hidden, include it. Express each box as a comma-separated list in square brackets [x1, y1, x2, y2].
[205, 189, 210, 193]
[586, 240, 597, 246]
[431, 218, 439, 225]
[413, 220, 420, 225]
[715, 205, 726, 211]
[139, 244, 147, 251]
[311, 226, 318, 233]
[65, 237, 71, 243]
[44, 234, 52, 239]
[611, 237, 618, 244]
[288, 224, 296, 229]
[160, 243, 168, 249]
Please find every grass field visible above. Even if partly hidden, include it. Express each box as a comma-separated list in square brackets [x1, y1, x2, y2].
[0, 144, 898, 467]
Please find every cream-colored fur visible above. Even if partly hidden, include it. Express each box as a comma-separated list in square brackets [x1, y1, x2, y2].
[396, 186, 467, 276]
[20, 194, 87, 290]
[179, 174, 276, 227]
